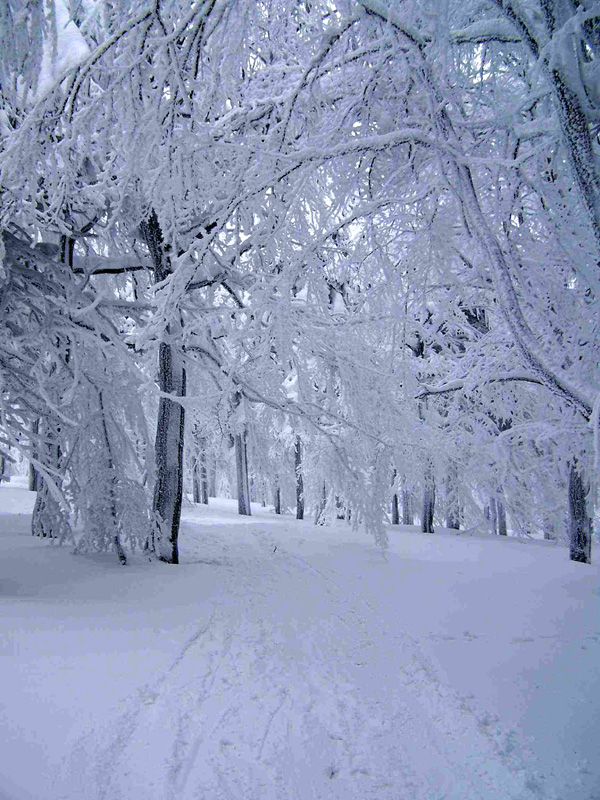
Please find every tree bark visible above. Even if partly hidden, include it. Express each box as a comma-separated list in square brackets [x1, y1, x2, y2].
[152, 344, 186, 563]
[274, 484, 282, 515]
[295, 436, 304, 520]
[391, 469, 400, 524]
[391, 493, 400, 525]
[28, 418, 40, 491]
[235, 430, 251, 516]
[421, 464, 435, 533]
[142, 210, 186, 564]
[402, 488, 413, 525]
[569, 463, 592, 564]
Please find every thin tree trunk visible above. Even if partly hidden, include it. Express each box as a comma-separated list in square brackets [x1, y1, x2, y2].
[274, 484, 282, 515]
[446, 465, 460, 530]
[235, 430, 251, 516]
[192, 434, 209, 505]
[208, 453, 217, 497]
[569, 463, 592, 564]
[489, 495, 498, 535]
[421, 465, 435, 533]
[391, 469, 400, 524]
[200, 450, 209, 505]
[192, 460, 201, 504]
[295, 436, 304, 520]
[29, 418, 40, 491]
[315, 481, 326, 525]
[402, 488, 413, 525]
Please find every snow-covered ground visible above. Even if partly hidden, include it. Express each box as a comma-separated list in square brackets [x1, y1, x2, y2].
[1, 481, 599, 800]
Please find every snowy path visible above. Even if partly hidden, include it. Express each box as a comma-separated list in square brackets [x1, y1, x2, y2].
[3, 489, 598, 800]
[61, 519, 542, 800]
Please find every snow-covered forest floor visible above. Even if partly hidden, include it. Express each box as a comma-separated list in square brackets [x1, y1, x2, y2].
[1, 480, 599, 800]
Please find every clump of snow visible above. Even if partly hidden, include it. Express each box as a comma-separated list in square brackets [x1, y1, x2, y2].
[36, 0, 90, 100]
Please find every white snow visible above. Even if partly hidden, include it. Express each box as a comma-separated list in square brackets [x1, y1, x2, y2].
[36, 0, 90, 100]
[1, 483, 599, 800]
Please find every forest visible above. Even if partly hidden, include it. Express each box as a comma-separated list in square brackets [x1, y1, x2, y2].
[1, 0, 599, 564]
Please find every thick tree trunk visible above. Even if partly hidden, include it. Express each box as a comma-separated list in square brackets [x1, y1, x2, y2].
[235, 430, 251, 516]
[421, 465, 435, 533]
[295, 436, 304, 520]
[569, 463, 592, 564]
[152, 344, 186, 563]
[142, 210, 186, 564]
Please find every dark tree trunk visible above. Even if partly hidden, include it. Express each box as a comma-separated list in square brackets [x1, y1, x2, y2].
[31, 418, 68, 540]
[142, 210, 185, 564]
[29, 418, 40, 491]
[274, 484, 282, 515]
[295, 436, 304, 520]
[0, 455, 6, 482]
[402, 488, 413, 525]
[152, 345, 186, 563]
[200, 450, 209, 505]
[569, 463, 592, 564]
[235, 430, 251, 516]
[421, 466, 435, 533]
[391, 493, 400, 525]
[497, 493, 507, 537]
[391, 469, 400, 524]
[192, 464, 200, 504]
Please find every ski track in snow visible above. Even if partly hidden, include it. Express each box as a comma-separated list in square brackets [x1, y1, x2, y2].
[59, 522, 552, 800]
